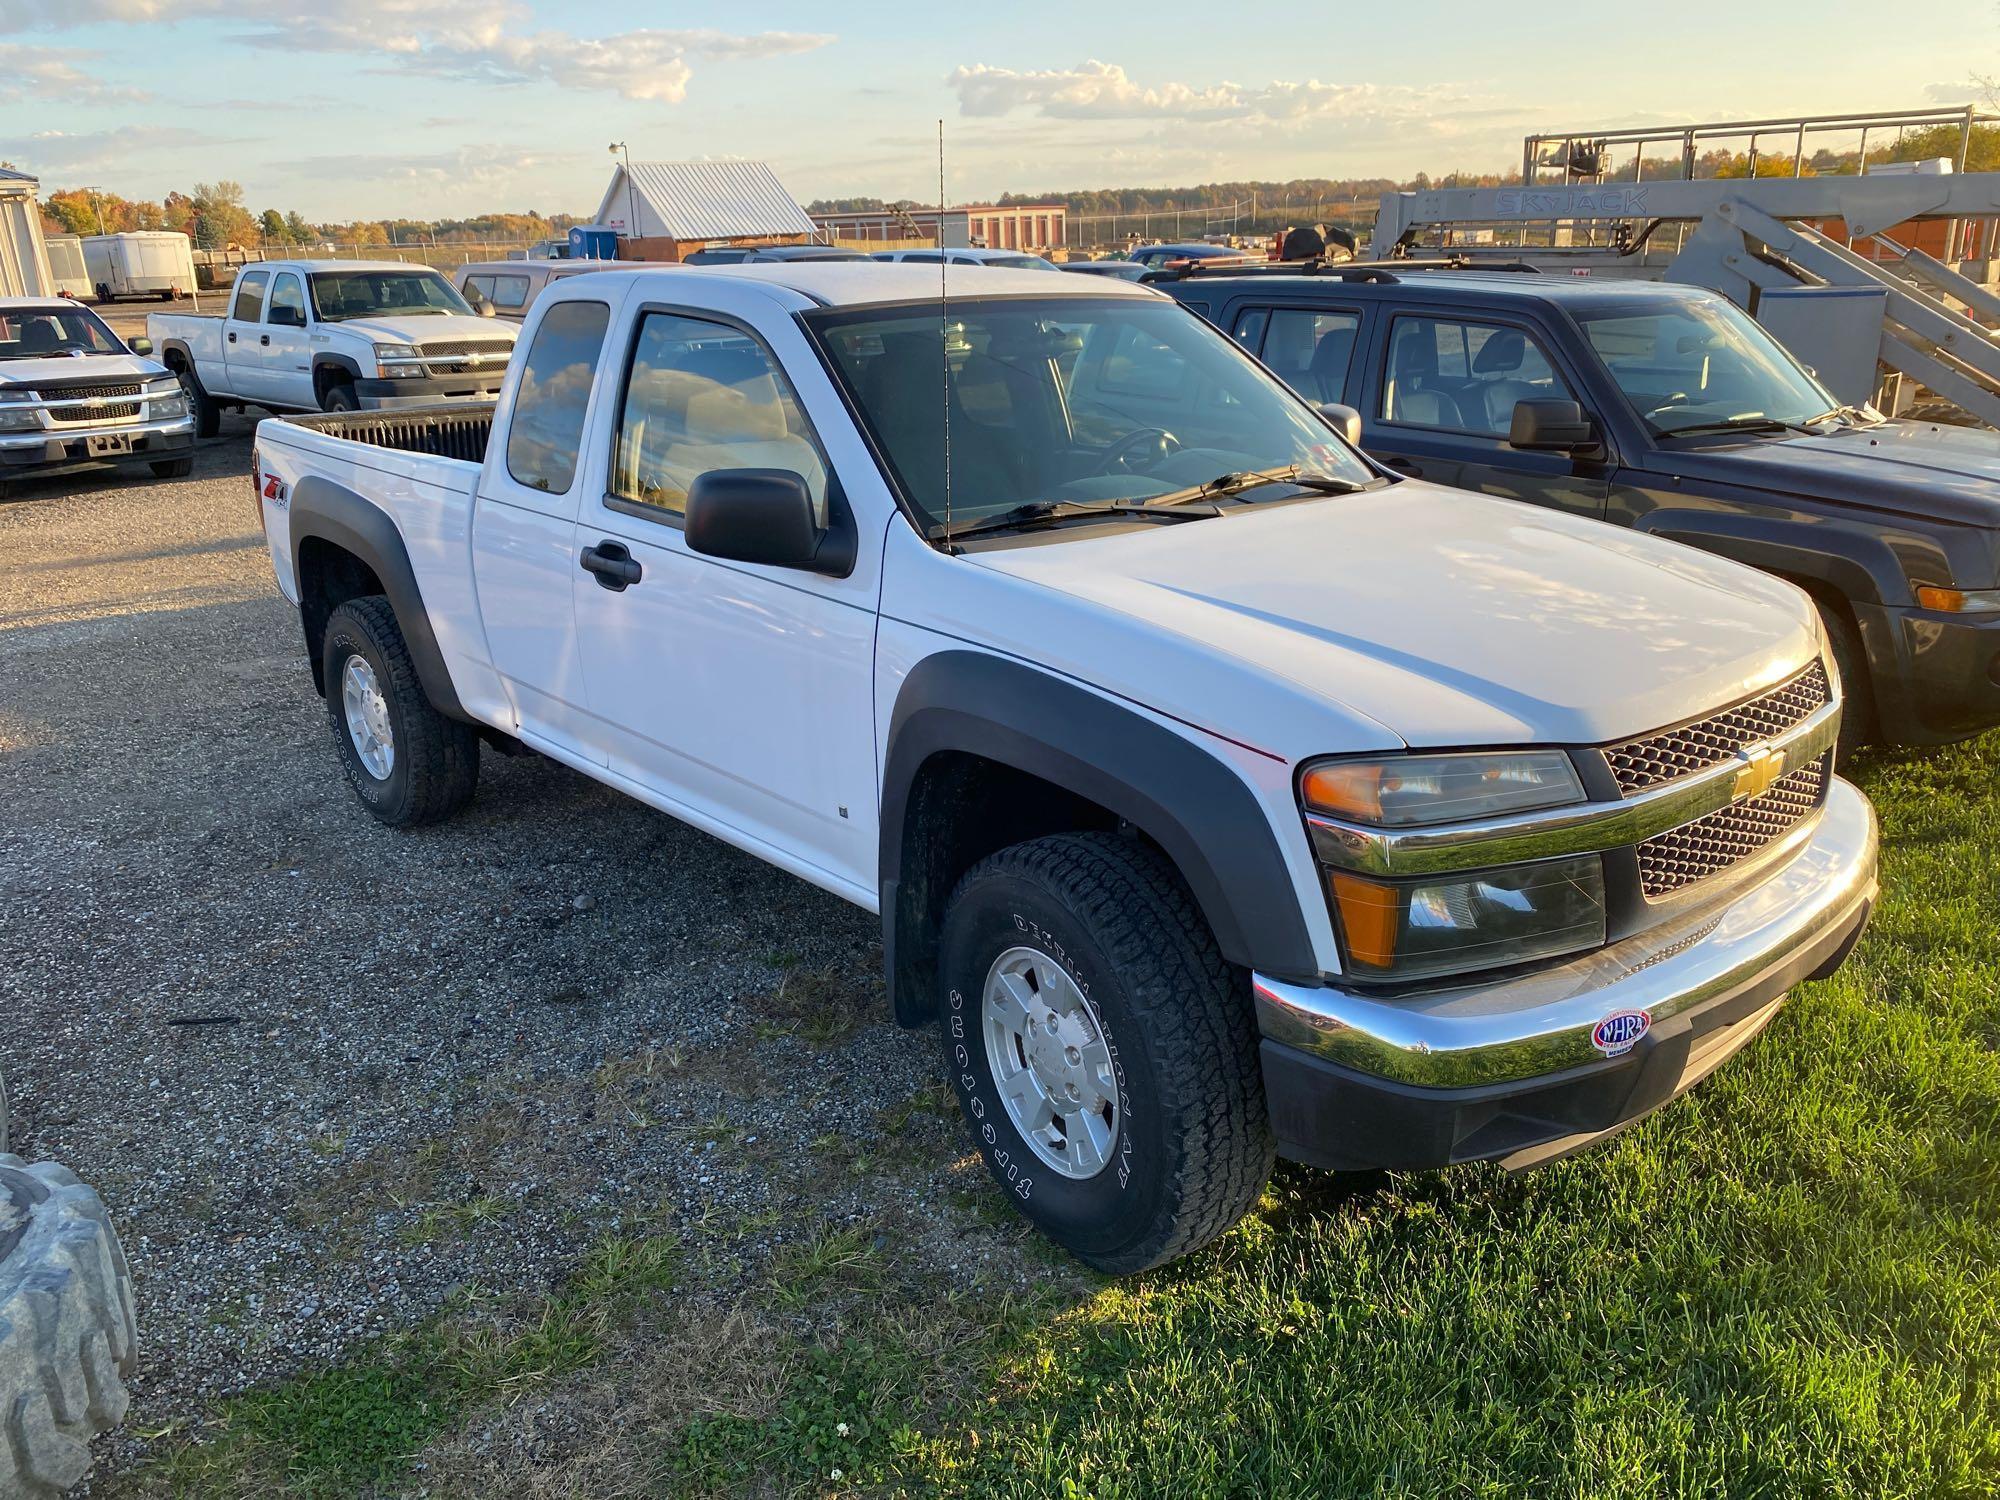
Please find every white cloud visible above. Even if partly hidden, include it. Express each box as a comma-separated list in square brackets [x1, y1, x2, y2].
[948, 60, 1458, 131]
[0, 0, 833, 102]
[0, 125, 226, 169]
[2, 46, 150, 104]
[284, 145, 582, 192]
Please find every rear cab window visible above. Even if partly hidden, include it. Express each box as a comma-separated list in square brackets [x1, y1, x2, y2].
[231, 270, 268, 323]
[505, 300, 612, 494]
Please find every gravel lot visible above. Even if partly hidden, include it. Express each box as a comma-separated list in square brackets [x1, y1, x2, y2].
[0, 420, 1033, 1489]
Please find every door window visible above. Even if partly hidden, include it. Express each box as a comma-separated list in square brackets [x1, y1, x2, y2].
[487, 275, 530, 310]
[504, 300, 610, 495]
[231, 270, 268, 323]
[1230, 308, 1268, 351]
[1260, 309, 1360, 403]
[267, 273, 306, 327]
[463, 275, 494, 302]
[610, 312, 829, 522]
[1381, 316, 1573, 436]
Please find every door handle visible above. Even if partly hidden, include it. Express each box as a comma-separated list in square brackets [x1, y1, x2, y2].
[579, 540, 642, 591]
[1382, 456, 1423, 477]
[259, 334, 270, 346]
[226, 331, 236, 344]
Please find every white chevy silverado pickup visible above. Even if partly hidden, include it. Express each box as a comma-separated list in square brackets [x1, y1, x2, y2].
[0, 297, 194, 497]
[250, 264, 1878, 1271]
[150, 260, 515, 436]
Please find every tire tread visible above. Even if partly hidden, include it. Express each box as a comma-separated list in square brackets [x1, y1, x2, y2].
[324, 596, 478, 826]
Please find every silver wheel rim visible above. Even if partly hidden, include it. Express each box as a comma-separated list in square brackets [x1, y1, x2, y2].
[340, 655, 394, 779]
[981, 945, 1119, 1180]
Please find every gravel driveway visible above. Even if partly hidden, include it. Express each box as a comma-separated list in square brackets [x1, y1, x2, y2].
[0, 421, 1021, 1489]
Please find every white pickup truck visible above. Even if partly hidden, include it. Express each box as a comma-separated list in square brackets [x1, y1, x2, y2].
[250, 264, 1878, 1271]
[150, 260, 515, 436]
[0, 297, 194, 497]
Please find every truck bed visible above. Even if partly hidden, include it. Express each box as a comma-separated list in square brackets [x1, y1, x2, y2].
[280, 404, 494, 463]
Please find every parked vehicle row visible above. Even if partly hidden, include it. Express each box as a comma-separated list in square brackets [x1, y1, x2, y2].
[1152, 261, 2000, 750]
[249, 263, 1877, 1272]
[149, 261, 517, 429]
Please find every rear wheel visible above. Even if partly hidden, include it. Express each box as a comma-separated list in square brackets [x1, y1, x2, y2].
[148, 457, 193, 480]
[938, 832, 1274, 1274]
[321, 596, 478, 827]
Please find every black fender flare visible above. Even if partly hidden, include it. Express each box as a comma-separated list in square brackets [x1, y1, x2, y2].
[289, 475, 468, 720]
[1629, 506, 1903, 608]
[156, 337, 195, 371]
[880, 651, 1319, 1022]
[311, 353, 365, 399]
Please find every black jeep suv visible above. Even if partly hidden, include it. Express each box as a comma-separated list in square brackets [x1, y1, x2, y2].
[1155, 263, 2000, 751]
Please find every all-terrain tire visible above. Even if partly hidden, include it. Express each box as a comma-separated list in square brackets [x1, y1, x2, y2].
[322, 596, 479, 827]
[0, 1158, 138, 1497]
[321, 381, 360, 414]
[148, 457, 193, 480]
[1817, 601, 1874, 763]
[938, 832, 1274, 1274]
[172, 361, 220, 440]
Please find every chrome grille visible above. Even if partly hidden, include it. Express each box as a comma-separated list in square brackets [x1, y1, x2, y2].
[1604, 663, 1830, 794]
[418, 339, 511, 374]
[29, 383, 142, 401]
[1637, 760, 1827, 897]
[49, 402, 140, 423]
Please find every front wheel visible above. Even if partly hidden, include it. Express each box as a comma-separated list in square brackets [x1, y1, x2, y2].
[321, 381, 360, 414]
[1817, 602, 1874, 763]
[938, 832, 1274, 1274]
[321, 596, 478, 827]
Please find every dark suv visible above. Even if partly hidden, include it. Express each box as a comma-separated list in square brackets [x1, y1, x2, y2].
[1154, 263, 2000, 751]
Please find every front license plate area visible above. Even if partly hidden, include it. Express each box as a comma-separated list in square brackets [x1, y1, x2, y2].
[86, 433, 134, 457]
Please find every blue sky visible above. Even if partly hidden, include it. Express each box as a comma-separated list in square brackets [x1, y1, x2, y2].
[1, 1, 1993, 220]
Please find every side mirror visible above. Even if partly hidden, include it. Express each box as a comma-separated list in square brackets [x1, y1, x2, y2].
[469, 291, 496, 318]
[1509, 398, 1597, 452]
[269, 307, 305, 328]
[128, 336, 154, 356]
[684, 469, 823, 571]
[1318, 401, 1363, 447]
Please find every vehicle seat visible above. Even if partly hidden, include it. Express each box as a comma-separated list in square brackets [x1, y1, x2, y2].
[1469, 329, 1547, 434]
[1383, 330, 1464, 428]
[17, 319, 61, 356]
[1392, 389, 1466, 428]
[653, 348, 827, 521]
[1304, 324, 1356, 402]
[860, 333, 1027, 515]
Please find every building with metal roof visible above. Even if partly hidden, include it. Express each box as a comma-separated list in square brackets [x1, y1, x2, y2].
[592, 159, 819, 259]
[0, 167, 55, 298]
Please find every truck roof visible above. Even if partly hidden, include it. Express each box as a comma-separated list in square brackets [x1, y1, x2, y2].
[545, 261, 1156, 310]
[258, 260, 454, 275]
[0, 297, 92, 312]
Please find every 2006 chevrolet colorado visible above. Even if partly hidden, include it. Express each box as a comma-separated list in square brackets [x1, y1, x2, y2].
[250, 264, 1878, 1271]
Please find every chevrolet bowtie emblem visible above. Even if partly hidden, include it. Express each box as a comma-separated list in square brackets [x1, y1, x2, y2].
[1732, 744, 1785, 800]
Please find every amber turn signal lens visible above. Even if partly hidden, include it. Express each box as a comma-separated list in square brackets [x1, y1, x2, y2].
[1916, 585, 1967, 612]
[1328, 871, 1399, 969]
[1301, 763, 1384, 822]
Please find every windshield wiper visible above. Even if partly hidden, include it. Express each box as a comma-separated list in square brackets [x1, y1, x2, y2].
[1142, 465, 1378, 509]
[1656, 415, 1798, 439]
[928, 497, 1220, 542]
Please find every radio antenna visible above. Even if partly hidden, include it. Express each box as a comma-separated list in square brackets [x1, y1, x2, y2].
[938, 119, 954, 551]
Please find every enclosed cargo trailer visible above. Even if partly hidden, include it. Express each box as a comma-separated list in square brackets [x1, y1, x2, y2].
[82, 232, 195, 302]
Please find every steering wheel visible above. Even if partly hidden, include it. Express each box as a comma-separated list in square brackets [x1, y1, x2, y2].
[1094, 427, 1182, 476]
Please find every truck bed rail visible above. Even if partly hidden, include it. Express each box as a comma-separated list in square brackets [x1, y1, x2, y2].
[283, 403, 494, 463]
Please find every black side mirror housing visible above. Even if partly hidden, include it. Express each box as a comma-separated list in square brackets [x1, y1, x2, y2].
[270, 308, 304, 328]
[1509, 398, 1597, 452]
[128, 336, 154, 356]
[1318, 401, 1364, 447]
[684, 469, 827, 572]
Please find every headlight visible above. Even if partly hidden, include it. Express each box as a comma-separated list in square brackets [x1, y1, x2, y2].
[372, 343, 420, 361]
[1326, 854, 1607, 982]
[151, 391, 190, 420]
[1301, 751, 1584, 827]
[0, 405, 39, 432]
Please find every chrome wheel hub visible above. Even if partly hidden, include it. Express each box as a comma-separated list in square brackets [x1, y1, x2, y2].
[982, 945, 1119, 1180]
[340, 656, 394, 779]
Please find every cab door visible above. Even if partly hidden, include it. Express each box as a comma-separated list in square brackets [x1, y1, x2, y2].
[566, 291, 882, 897]
[1358, 310, 1610, 520]
[260, 271, 315, 409]
[222, 269, 272, 400]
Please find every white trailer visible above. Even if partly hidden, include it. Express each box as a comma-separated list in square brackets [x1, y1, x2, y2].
[82, 232, 195, 302]
[44, 235, 90, 298]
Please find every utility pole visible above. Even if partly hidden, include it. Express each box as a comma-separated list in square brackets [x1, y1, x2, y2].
[608, 142, 639, 248]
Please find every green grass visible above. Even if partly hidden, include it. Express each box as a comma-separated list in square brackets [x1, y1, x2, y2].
[125, 735, 2000, 1499]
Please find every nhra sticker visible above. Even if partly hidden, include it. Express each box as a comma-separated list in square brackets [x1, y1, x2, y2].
[261, 474, 289, 509]
[1591, 1009, 1651, 1057]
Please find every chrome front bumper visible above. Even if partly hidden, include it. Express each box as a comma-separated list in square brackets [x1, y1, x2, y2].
[1254, 777, 1878, 1091]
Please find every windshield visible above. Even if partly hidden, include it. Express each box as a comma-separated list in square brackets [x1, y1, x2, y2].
[1576, 296, 1836, 435]
[0, 306, 122, 359]
[807, 296, 1375, 533]
[307, 270, 473, 322]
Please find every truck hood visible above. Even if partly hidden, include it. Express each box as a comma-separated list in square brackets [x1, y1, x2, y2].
[1651, 418, 2000, 527]
[0, 352, 167, 386]
[332, 314, 515, 348]
[966, 482, 1820, 753]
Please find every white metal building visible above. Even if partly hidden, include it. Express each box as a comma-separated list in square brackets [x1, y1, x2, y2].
[592, 159, 819, 251]
[0, 167, 54, 299]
